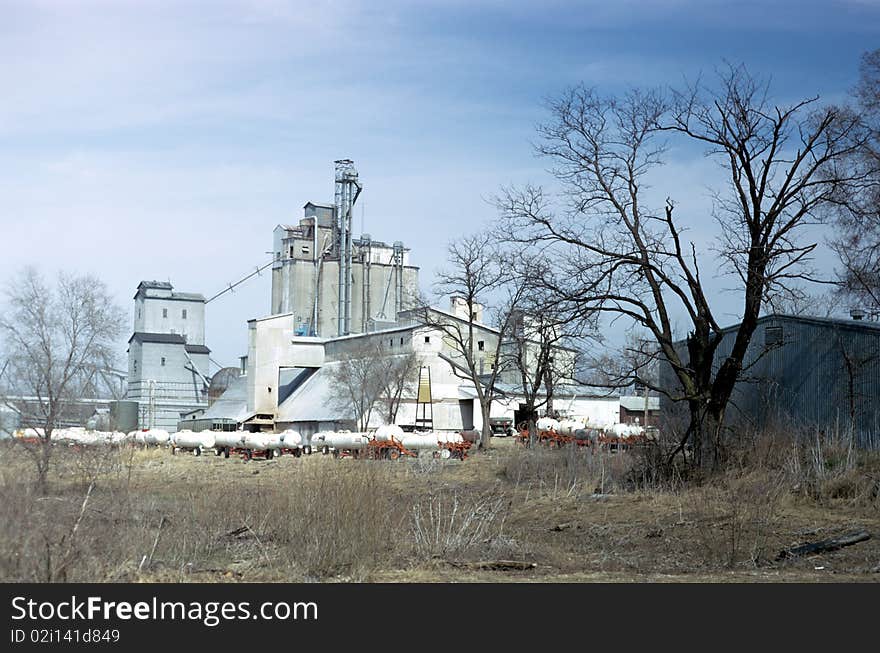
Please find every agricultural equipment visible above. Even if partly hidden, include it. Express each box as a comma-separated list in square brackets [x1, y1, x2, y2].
[364, 436, 417, 460]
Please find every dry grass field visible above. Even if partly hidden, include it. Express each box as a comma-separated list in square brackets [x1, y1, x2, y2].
[1, 435, 878, 582]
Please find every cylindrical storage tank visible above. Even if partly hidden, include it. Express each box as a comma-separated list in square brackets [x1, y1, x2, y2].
[172, 430, 214, 450]
[110, 431, 130, 444]
[374, 424, 404, 441]
[459, 429, 480, 443]
[144, 429, 170, 446]
[109, 400, 139, 433]
[280, 430, 302, 447]
[214, 432, 244, 449]
[324, 433, 371, 450]
[311, 431, 333, 444]
[52, 428, 75, 444]
[77, 431, 101, 446]
[266, 433, 284, 449]
[536, 417, 560, 432]
[557, 419, 583, 436]
[242, 433, 272, 451]
[400, 434, 440, 450]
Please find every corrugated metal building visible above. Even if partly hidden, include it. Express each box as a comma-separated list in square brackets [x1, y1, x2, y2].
[665, 314, 880, 449]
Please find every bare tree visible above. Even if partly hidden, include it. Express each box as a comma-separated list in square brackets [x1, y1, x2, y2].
[497, 64, 872, 469]
[330, 341, 386, 431]
[830, 49, 880, 319]
[378, 350, 421, 425]
[0, 267, 125, 493]
[499, 278, 583, 445]
[415, 233, 525, 448]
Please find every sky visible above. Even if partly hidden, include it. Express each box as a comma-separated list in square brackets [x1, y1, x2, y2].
[1, 0, 879, 372]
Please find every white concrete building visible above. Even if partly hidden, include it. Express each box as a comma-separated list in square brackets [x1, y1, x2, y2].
[207, 297, 620, 441]
[126, 281, 211, 430]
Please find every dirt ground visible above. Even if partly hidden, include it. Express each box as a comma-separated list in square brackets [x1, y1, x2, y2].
[2, 436, 878, 582]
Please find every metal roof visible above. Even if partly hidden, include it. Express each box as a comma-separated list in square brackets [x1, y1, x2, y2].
[128, 332, 186, 345]
[200, 375, 250, 422]
[170, 292, 206, 302]
[718, 313, 880, 336]
[275, 361, 356, 422]
[619, 395, 661, 411]
[185, 344, 211, 355]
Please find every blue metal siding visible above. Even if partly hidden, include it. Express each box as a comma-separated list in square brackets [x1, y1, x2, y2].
[664, 315, 880, 449]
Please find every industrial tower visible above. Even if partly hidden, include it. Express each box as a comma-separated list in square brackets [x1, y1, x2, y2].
[334, 159, 362, 336]
[269, 160, 420, 337]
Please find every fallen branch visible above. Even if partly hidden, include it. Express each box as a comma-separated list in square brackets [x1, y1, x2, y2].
[448, 560, 537, 571]
[777, 530, 871, 561]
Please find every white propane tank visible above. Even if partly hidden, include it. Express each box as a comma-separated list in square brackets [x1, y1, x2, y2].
[144, 429, 170, 446]
[279, 430, 302, 447]
[400, 434, 440, 450]
[536, 417, 560, 433]
[110, 431, 129, 444]
[557, 419, 584, 436]
[214, 432, 245, 449]
[263, 433, 284, 450]
[324, 432, 371, 450]
[172, 430, 215, 450]
[242, 433, 272, 451]
[374, 424, 404, 441]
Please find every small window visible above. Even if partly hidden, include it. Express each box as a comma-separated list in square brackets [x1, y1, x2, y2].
[478, 340, 484, 351]
[389, 339, 393, 347]
[160, 357, 166, 367]
[182, 309, 187, 319]
[765, 326, 783, 347]
[301, 246, 310, 255]
[471, 312, 478, 320]
[400, 337, 404, 345]
[424, 336, 430, 344]
[133, 360, 138, 373]
[137, 307, 141, 319]
[290, 246, 296, 257]
[162, 308, 168, 318]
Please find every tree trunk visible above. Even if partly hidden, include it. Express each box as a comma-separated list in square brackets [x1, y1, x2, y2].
[37, 437, 52, 495]
[480, 402, 492, 449]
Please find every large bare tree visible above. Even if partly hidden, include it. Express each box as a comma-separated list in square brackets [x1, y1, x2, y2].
[0, 267, 125, 492]
[415, 233, 525, 448]
[497, 65, 872, 468]
[830, 49, 880, 319]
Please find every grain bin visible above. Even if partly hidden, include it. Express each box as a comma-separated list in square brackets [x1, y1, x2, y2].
[109, 400, 139, 433]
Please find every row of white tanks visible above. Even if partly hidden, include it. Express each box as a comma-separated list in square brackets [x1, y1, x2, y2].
[312, 424, 466, 453]
[534, 417, 646, 440]
[170, 430, 304, 455]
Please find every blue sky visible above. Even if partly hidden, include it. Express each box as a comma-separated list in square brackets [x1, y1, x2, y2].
[1, 0, 879, 369]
